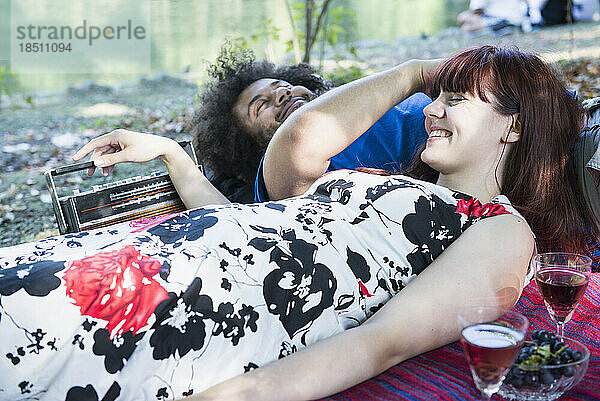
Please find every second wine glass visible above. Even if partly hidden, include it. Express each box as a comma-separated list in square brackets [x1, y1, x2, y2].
[534, 252, 592, 340]
[459, 307, 528, 400]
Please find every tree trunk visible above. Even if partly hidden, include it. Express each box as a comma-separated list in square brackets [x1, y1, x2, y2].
[302, 0, 332, 64]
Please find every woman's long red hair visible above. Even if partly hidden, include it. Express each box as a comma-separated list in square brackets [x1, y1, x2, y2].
[406, 46, 599, 251]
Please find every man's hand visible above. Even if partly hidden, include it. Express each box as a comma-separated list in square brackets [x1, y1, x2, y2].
[72, 129, 177, 176]
[74, 128, 230, 208]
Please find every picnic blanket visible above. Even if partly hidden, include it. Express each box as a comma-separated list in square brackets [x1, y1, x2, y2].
[324, 237, 600, 401]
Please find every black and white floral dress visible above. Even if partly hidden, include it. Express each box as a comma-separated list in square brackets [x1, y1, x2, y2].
[0, 170, 520, 401]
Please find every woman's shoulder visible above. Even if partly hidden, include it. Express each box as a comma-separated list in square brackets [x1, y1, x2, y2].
[489, 194, 525, 219]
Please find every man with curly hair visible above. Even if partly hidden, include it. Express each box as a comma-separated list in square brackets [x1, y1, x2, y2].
[190, 44, 430, 203]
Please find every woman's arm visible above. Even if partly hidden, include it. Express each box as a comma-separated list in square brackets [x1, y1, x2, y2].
[263, 59, 438, 201]
[192, 213, 534, 401]
[72, 130, 230, 209]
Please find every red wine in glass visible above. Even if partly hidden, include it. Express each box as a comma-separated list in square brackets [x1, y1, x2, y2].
[458, 308, 528, 400]
[534, 253, 592, 339]
[536, 269, 589, 328]
[461, 324, 525, 398]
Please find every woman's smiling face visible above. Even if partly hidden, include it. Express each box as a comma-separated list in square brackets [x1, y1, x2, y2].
[421, 89, 512, 175]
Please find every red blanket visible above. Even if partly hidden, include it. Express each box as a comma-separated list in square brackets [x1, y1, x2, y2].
[323, 274, 600, 401]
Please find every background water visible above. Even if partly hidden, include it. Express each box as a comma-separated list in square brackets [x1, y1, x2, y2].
[0, 0, 467, 91]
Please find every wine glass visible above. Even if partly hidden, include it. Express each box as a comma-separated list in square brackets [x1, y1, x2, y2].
[534, 252, 592, 340]
[459, 307, 528, 400]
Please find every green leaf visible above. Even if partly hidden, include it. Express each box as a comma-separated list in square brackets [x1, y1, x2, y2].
[329, 24, 344, 34]
[536, 344, 552, 359]
[0, 65, 20, 96]
[520, 354, 544, 369]
[93, 118, 108, 129]
[323, 65, 366, 86]
[23, 95, 34, 107]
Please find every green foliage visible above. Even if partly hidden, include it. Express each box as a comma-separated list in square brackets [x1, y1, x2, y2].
[232, 35, 250, 50]
[0, 66, 34, 109]
[93, 117, 108, 130]
[233, 19, 282, 61]
[288, 1, 307, 51]
[324, 5, 356, 47]
[23, 95, 34, 107]
[323, 65, 366, 86]
[0, 65, 19, 96]
[0, 65, 20, 109]
[250, 19, 281, 43]
[168, 110, 179, 121]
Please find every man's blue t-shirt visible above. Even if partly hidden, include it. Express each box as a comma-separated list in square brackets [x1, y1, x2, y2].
[254, 92, 432, 202]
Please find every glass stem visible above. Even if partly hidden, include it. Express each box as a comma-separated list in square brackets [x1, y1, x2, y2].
[556, 321, 565, 340]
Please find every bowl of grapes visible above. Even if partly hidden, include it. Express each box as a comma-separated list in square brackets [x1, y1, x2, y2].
[498, 329, 590, 401]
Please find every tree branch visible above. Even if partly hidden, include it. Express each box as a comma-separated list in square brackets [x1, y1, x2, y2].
[303, 0, 333, 63]
[311, 0, 332, 50]
[304, 0, 314, 63]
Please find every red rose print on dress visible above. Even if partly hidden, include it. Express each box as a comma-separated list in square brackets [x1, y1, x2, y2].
[456, 197, 510, 219]
[64, 245, 169, 338]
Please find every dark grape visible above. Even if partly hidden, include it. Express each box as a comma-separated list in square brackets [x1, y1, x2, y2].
[540, 369, 555, 385]
[525, 373, 540, 386]
[540, 372, 554, 384]
[549, 357, 561, 365]
[562, 366, 575, 377]
[512, 376, 524, 388]
[559, 350, 571, 362]
[552, 369, 564, 379]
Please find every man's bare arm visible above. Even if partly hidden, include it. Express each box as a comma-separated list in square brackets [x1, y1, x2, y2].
[263, 59, 438, 200]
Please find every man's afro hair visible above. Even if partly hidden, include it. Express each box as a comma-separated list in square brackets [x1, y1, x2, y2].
[190, 43, 332, 183]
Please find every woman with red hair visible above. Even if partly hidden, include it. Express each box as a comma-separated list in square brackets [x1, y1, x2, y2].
[0, 46, 596, 400]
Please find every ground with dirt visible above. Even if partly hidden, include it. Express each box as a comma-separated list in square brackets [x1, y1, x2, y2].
[1, 22, 599, 247]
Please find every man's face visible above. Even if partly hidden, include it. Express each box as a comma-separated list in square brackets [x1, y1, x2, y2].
[233, 78, 315, 144]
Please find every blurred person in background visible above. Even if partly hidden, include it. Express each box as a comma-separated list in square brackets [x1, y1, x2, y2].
[458, 0, 529, 32]
[526, 0, 598, 26]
